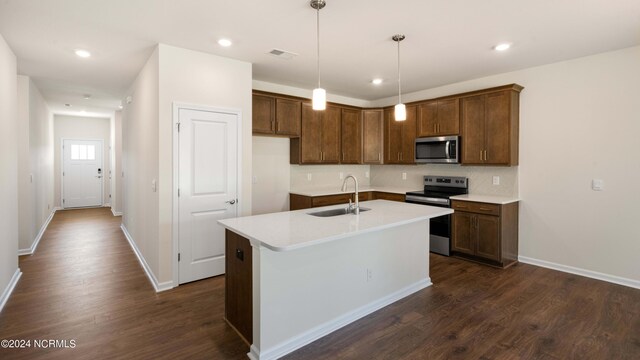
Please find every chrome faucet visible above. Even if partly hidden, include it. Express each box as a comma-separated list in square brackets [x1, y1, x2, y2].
[341, 175, 359, 214]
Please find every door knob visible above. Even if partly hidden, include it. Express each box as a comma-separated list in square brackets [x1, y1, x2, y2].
[226, 199, 236, 205]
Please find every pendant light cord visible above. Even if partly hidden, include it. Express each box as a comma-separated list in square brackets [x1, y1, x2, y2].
[316, 5, 321, 88]
[397, 38, 402, 104]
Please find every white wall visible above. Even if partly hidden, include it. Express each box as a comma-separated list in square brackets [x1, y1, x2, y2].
[112, 110, 123, 215]
[0, 33, 19, 308]
[253, 80, 371, 108]
[17, 75, 54, 252]
[252, 136, 290, 215]
[53, 115, 111, 208]
[122, 47, 160, 283]
[374, 46, 640, 284]
[122, 44, 253, 286]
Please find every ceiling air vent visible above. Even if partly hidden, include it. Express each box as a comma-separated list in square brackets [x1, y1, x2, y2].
[268, 48, 298, 60]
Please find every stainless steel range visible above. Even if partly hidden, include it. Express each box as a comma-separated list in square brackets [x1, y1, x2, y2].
[405, 176, 468, 256]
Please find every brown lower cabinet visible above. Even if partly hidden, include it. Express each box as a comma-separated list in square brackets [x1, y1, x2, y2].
[225, 230, 253, 344]
[451, 200, 519, 268]
[289, 191, 403, 210]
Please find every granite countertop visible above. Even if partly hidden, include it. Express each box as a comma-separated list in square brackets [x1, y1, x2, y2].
[449, 194, 520, 205]
[218, 200, 452, 252]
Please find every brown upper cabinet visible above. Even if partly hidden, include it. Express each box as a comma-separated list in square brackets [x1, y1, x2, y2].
[291, 103, 341, 164]
[460, 85, 522, 166]
[362, 109, 384, 164]
[252, 93, 301, 137]
[384, 105, 417, 164]
[417, 98, 460, 137]
[340, 108, 362, 164]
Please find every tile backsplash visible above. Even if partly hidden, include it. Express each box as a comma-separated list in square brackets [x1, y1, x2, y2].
[370, 164, 518, 196]
[291, 165, 372, 189]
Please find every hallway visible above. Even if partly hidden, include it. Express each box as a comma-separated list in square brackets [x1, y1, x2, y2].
[0, 208, 248, 359]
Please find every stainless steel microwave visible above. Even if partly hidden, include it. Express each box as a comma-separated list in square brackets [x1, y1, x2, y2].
[415, 136, 459, 163]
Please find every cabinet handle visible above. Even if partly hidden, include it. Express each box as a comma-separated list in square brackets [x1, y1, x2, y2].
[434, 124, 437, 133]
[378, 152, 381, 161]
[484, 150, 488, 161]
[397, 153, 400, 161]
[342, 152, 345, 161]
[480, 150, 483, 160]
[271, 120, 275, 131]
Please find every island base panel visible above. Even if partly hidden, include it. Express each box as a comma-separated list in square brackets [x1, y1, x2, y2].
[225, 229, 253, 344]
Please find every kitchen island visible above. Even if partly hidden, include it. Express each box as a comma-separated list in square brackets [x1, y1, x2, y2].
[218, 200, 452, 360]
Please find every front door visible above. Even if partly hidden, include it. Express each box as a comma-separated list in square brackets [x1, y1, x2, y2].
[62, 139, 103, 208]
[178, 107, 239, 284]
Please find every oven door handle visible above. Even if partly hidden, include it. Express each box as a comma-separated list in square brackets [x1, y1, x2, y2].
[405, 195, 450, 205]
[445, 140, 450, 159]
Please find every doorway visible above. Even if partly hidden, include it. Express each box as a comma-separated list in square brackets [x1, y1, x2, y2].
[62, 139, 104, 208]
[174, 105, 241, 284]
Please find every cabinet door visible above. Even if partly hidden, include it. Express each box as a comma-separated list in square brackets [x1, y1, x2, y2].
[275, 98, 301, 136]
[252, 94, 275, 134]
[461, 95, 486, 164]
[484, 91, 511, 165]
[384, 108, 403, 164]
[362, 109, 383, 164]
[341, 108, 361, 164]
[417, 101, 438, 137]
[452, 212, 474, 255]
[300, 103, 323, 163]
[437, 98, 460, 135]
[401, 105, 417, 164]
[321, 105, 341, 163]
[476, 214, 501, 261]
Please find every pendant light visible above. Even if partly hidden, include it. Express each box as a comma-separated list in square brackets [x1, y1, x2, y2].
[311, 0, 326, 110]
[392, 34, 406, 121]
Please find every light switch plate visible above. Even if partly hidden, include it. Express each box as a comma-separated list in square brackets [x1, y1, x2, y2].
[493, 176, 500, 185]
[339, 172, 344, 180]
[307, 173, 312, 181]
[365, 171, 370, 178]
[402, 172, 407, 180]
[592, 179, 604, 191]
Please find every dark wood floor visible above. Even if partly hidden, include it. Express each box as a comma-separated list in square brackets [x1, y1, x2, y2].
[1, 208, 638, 359]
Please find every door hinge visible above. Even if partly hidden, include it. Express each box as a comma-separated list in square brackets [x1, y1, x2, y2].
[63, 199, 65, 204]
[178, 188, 180, 197]
[63, 171, 65, 176]
[178, 253, 181, 262]
[177, 123, 181, 132]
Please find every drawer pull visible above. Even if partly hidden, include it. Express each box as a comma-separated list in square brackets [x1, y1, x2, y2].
[479, 207, 492, 211]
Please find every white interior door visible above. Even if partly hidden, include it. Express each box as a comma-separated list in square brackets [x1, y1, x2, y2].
[63, 139, 103, 208]
[178, 108, 239, 284]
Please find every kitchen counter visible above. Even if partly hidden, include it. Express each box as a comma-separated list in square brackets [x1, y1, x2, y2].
[218, 199, 451, 252]
[220, 200, 450, 360]
[289, 185, 417, 197]
[450, 194, 520, 205]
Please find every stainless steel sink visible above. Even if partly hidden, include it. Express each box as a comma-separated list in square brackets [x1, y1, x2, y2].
[308, 207, 371, 217]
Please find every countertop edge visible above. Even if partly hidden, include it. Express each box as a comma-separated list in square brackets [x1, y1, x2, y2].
[449, 195, 520, 205]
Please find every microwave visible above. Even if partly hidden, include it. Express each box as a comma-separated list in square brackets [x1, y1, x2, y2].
[415, 136, 459, 164]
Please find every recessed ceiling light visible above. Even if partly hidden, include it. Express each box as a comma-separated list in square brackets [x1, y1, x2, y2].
[218, 39, 232, 47]
[75, 49, 91, 58]
[494, 43, 511, 51]
[371, 78, 383, 85]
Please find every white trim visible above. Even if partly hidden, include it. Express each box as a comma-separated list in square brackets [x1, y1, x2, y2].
[519, 256, 640, 290]
[171, 102, 243, 288]
[120, 224, 173, 292]
[18, 209, 56, 256]
[60, 138, 105, 209]
[111, 208, 122, 217]
[250, 278, 432, 360]
[53, 206, 63, 211]
[0, 268, 22, 313]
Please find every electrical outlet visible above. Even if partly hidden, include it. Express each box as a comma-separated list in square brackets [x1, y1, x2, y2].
[307, 173, 312, 181]
[365, 171, 370, 178]
[592, 179, 604, 191]
[339, 172, 344, 180]
[402, 172, 407, 180]
[493, 176, 500, 185]
[252, 176, 257, 184]
[151, 179, 157, 192]
[366, 268, 373, 282]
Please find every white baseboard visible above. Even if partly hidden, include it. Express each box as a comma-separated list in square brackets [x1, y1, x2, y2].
[111, 208, 122, 217]
[120, 224, 173, 292]
[519, 256, 640, 290]
[251, 278, 432, 360]
[18, 209, 56, 256]
[53, 206, 63, 211]
[0, 268, 22, 313]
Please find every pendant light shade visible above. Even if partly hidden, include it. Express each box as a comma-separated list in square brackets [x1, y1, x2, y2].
[392, 34, 406, 121]
[312, 88, 326, 110]
[311, 0, 327, 111]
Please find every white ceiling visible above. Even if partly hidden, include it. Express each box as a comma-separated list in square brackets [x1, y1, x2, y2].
[1, 0, 639, 117]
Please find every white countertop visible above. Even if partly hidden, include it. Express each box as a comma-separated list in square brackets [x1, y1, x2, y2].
[218, 200, 452, 252]
[450, 194, 520, 205]
[289, 185, 418, 197]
